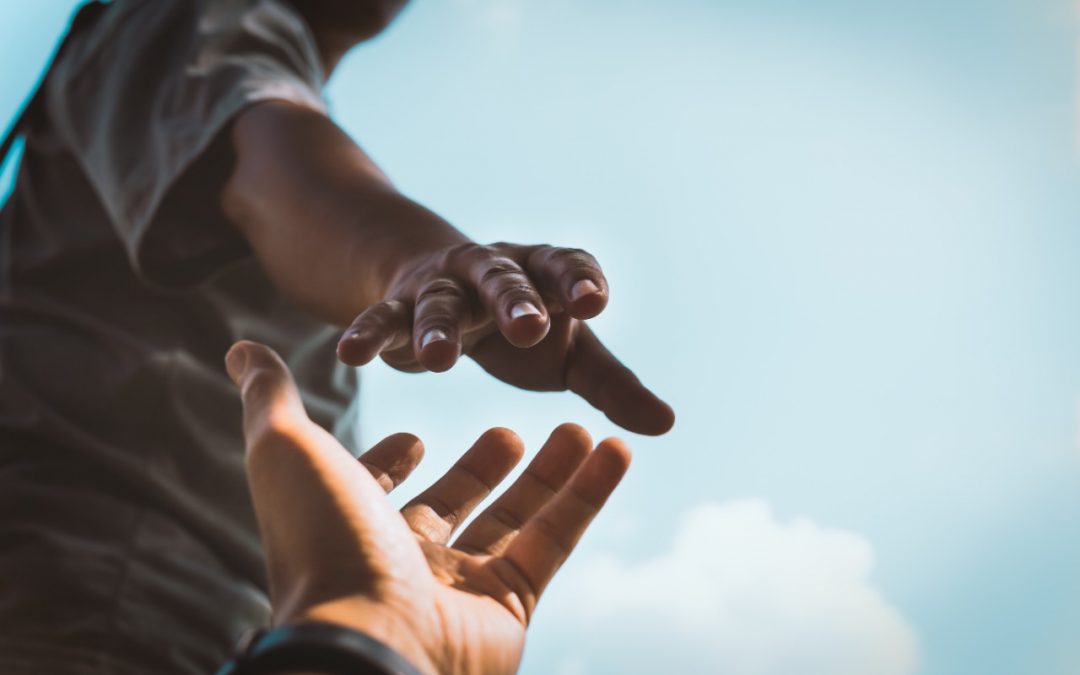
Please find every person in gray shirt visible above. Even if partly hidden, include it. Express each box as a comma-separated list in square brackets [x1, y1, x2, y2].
[0, 0, 673, 673]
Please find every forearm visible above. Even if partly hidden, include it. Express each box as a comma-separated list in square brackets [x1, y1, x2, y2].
[221, 100, 469, 326]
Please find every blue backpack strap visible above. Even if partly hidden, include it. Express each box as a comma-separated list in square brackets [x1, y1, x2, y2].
[0, 1, 110, 171]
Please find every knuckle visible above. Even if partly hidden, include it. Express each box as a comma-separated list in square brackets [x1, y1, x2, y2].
[356, 300, 403, 330]
[379, 350, 425, 372]
[494, 281, 539, 306]
[413, 282, 465, 332]
[443, 241, 476, 261]
[416, 278, 465, 304]
[376, 299, 409, 315]
[528, 245, 598, 272]
[359, 461, 394, 491]
[478, 258, 527, 287]
[488, 505, 525, 531]
[473, 244, 500, 258]
[239, 367, 284, 404]
[446, 242, 496, 268]
[530, 515, 572, 557]
[553, 247, 597, 268]
[488, 241, 528, 257]
[413, 314, 455, 334]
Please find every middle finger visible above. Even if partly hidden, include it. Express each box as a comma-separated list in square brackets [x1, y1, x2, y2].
[453, 423, 592, 556]
[401, 427, 524, 543]
[448, 244, 549, 349]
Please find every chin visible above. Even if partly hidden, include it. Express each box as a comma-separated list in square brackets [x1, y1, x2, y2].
[290, 0, 410, 41]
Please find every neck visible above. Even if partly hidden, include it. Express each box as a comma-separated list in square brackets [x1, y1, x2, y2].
[312, 29, 353, 78]
[289, 1, 406, 80]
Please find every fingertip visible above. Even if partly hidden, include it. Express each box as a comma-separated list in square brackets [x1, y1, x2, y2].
[477, 426, 526, 461]
[226, 340, 285, 387]
[527, 424, 592, 482]
[566, 280, 608, 319]
[639, 402, 676, 436]
[361, 432, 426, 489]
[381, 432, 426, 462]
[458, 427, 525, 488]
[572, 437, 632, 503]
[595, 437, 632, 470]
[228, 342, 308, 444]
[504, 310, 550, 348]
[404, 433, 427, 463]
[417, 335, 462, 373]
[225, 341, 253, 385]
[548, 422, 593, 450]
[336, 331, 380, 367]
[607, 394, 676, 436]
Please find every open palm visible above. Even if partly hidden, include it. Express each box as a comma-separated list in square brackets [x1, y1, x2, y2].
[226, 341, 631, 675]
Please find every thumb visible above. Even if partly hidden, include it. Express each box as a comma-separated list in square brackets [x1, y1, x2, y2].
[566, 326, 676, 436]
[225, 340, 389, 510]
[226, 340, 308, 445]
[225, 341, 416, 619]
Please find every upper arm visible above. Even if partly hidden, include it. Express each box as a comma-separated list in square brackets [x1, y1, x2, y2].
[221, 100, 395, 248]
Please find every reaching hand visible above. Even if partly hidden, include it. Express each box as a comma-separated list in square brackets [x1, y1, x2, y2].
[226, 340, 632, 675]
[334, 242, 675, 435]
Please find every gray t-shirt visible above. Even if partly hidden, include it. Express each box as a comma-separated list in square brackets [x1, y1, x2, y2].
[0, 1, 358, 672]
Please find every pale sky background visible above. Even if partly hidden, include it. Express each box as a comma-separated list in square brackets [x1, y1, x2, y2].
[3, 1, 1080, 674]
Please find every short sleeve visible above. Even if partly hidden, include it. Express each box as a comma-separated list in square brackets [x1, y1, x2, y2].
[44, 0, 327, 287]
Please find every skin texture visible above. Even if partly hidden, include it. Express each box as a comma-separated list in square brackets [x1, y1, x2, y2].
[226, 341, 632, 675]
[222, 100, 675, 435]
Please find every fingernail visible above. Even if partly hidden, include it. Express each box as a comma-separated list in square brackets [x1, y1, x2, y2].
[510, 302, 541, 320]
[224, 347, 249, 384]
[340, 330, 369, 345]
[420, 328, 449, 350]
[570, 279, 600, 302]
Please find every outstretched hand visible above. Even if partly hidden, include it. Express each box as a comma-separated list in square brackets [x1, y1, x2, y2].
[335, 242, 675, 435]
[226, 340, 631, 675]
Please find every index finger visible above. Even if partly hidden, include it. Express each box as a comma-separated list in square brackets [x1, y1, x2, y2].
[225, 341, 430, 604]
[357, 433, 425, 493]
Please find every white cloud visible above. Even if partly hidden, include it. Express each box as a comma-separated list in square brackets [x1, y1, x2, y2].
[534, 500, 917, 675]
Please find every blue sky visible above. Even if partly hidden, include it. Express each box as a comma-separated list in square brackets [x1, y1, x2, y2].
[3, 1, 1080, 674]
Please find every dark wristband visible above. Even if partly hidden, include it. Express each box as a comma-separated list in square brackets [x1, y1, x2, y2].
[214, 621, 427, 675]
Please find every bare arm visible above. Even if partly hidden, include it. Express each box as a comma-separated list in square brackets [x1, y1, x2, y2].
[221, 100, 466, 326]
[221, 100, 675, 435]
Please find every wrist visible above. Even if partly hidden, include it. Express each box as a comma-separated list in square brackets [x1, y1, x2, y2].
[291, 598, 440, 675]
[217, 621, 429, 675]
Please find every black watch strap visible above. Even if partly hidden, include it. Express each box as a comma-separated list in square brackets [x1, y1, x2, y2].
[214, 621, 427, 675]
